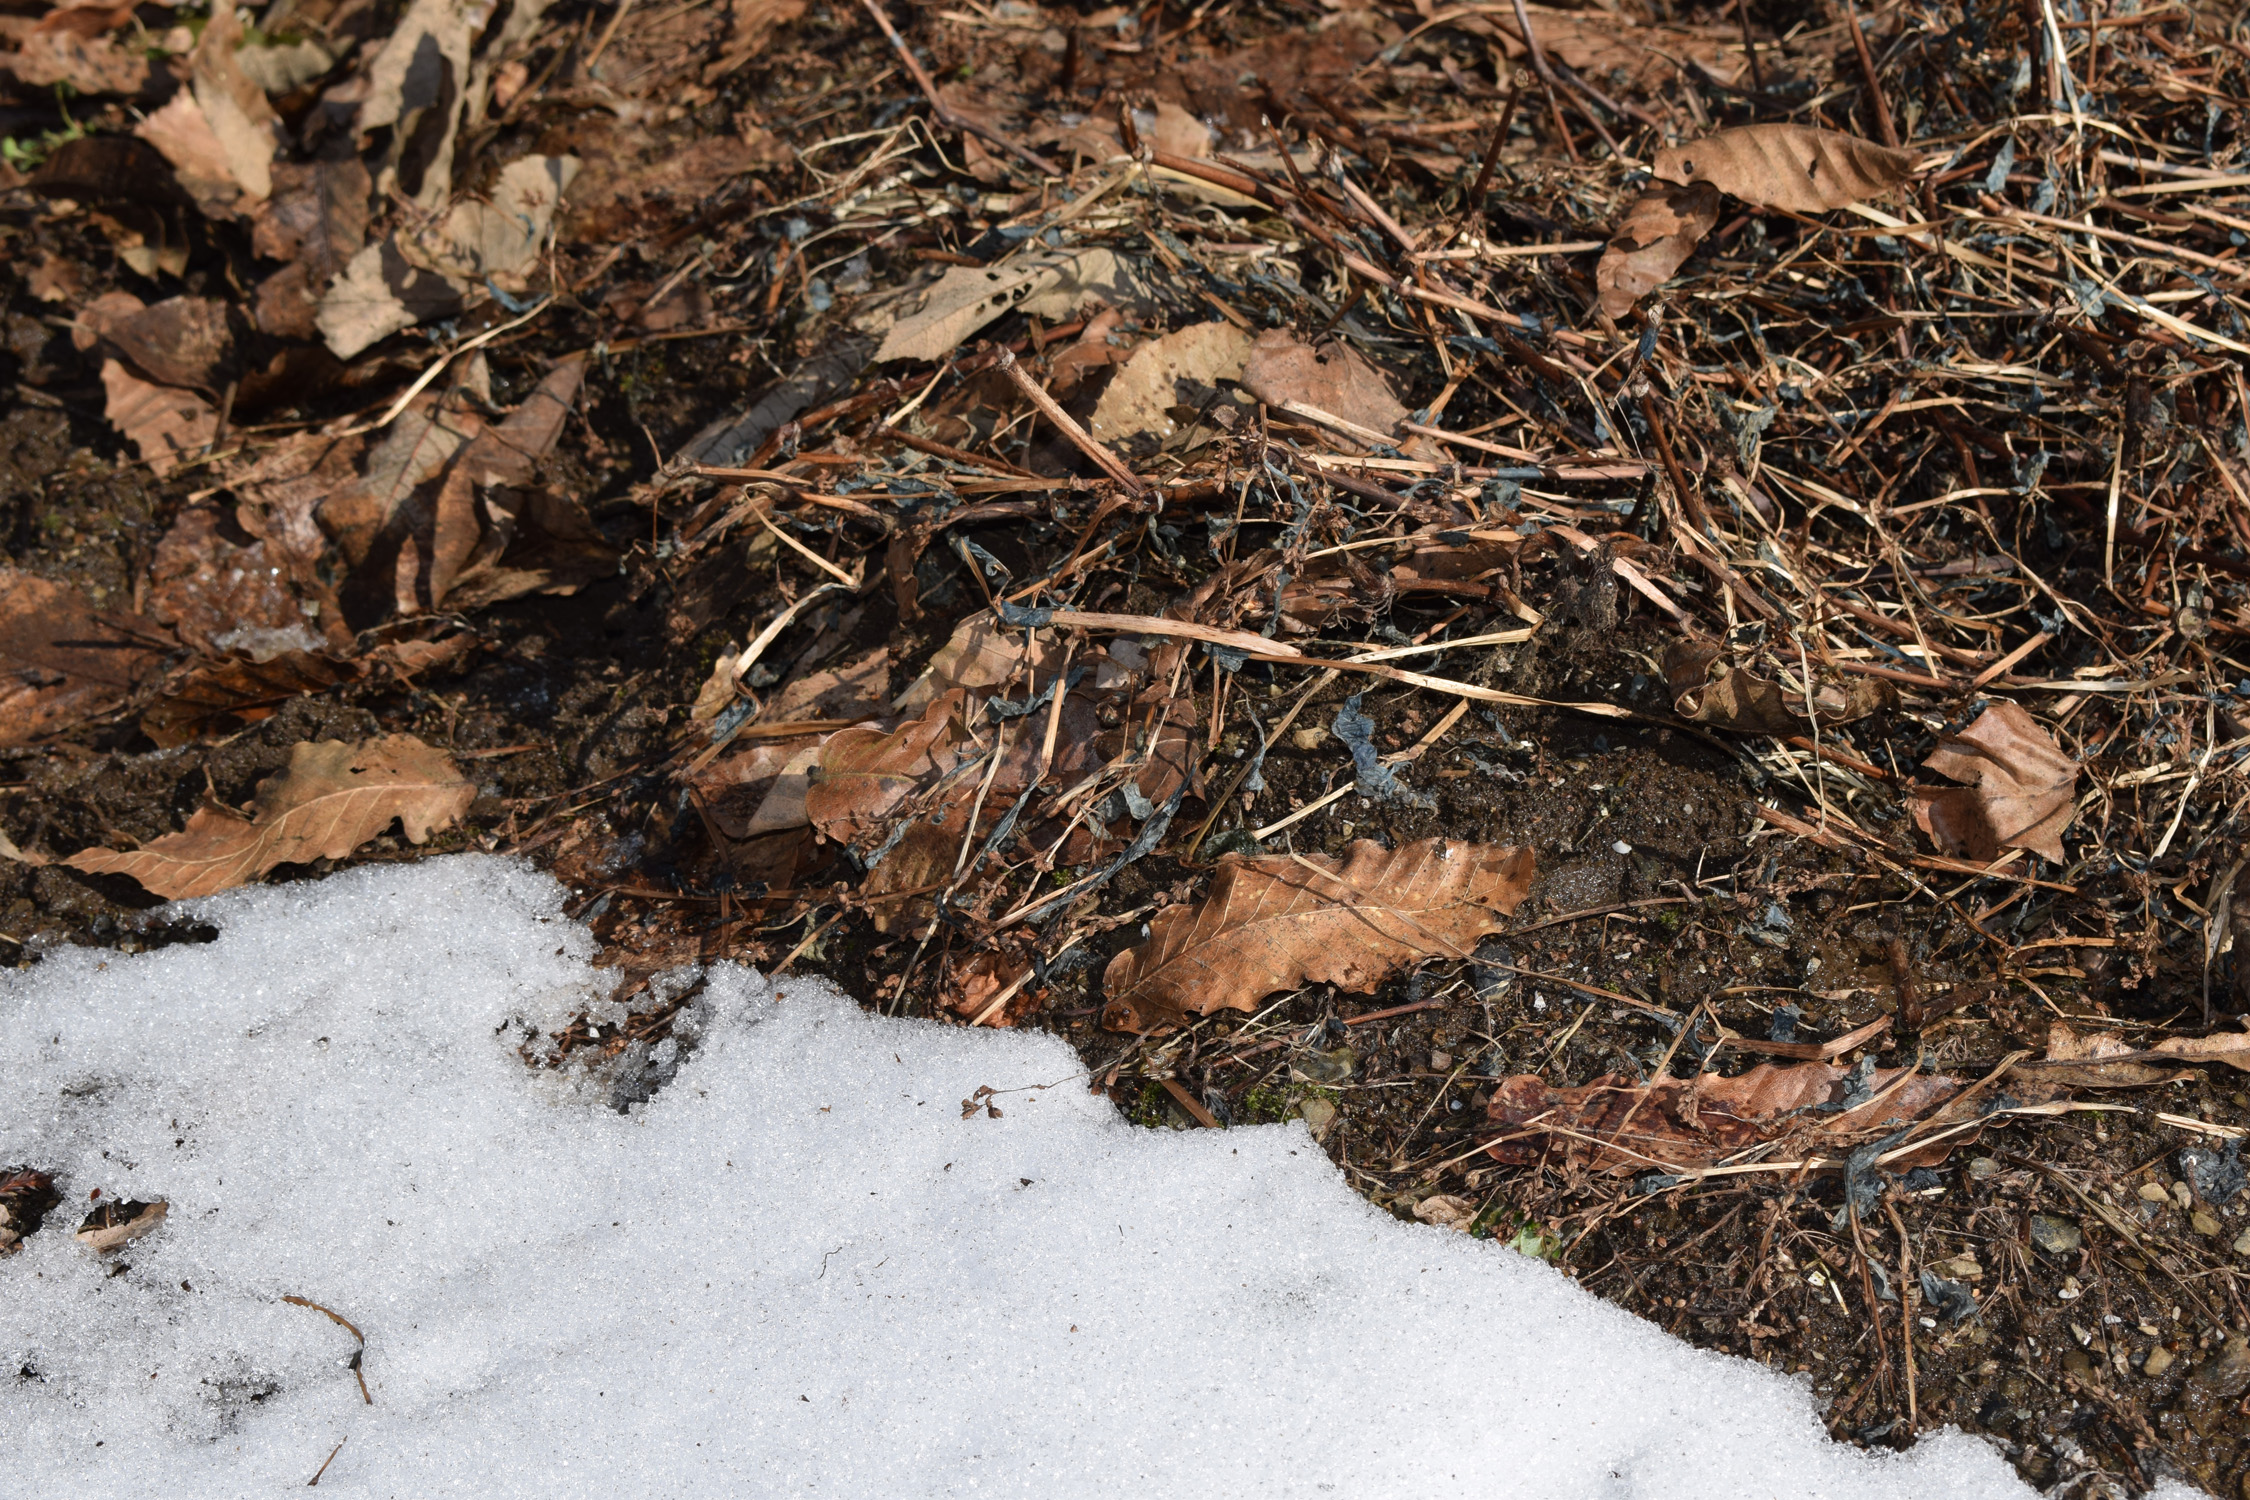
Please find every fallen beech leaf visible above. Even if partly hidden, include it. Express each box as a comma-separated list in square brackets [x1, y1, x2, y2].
[1239, 329, 1411, 446]
[0, 568, 171, 746]
[761, 646, 890, 725]
[1413, 1194, 1478, 1231]
[872, 248, 1143, 364]
[99, 359, 217, 475]
[2020, 1023, 2250, 1086]
[75, 1198, 166, 1254]
[428, 354, 589, 608]
[803, 691, 967, 848]
[896, 615, 1061, 714]
[1908, 702, 2078, 863]
[89, 295, 238, 393]
[5, 28, 163, 99]
[140, 650, 362, 748]
[1661, 639, 1893, 735]
[145, 506, 316, 657]
[1090, 320, 1254, 446]
[1597, 180, 1720, 319]
[66, 734, 475, 899]
[943, 950, 1039, 1026]
[1102, 839, 1535, 1033]
[0, 1168, 60, 1255]
[1484, 1059, 1965, 1175]
[356, 0, 486, 208]
[1653, 125, 1919, 213]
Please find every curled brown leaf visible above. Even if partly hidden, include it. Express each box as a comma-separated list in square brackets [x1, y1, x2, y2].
[65, 734, 474, 899]
[1653, 124, 1919, 213]
[1101, 839, 1535, 1033]
[1908, 702, 2078, 863]
[1596, 180, 1720, 320]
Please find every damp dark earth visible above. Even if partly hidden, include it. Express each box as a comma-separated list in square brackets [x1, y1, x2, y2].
[3, 0, 2250, 1493]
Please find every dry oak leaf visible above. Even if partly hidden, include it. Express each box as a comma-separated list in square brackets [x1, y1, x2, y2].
[140, 649, 361, 749]
[1485, 1058, 1965, 1176]
[802, 690, 966, 848]
[1597, 180, 1721, 320]
[1101, 839, 1535, 1034]
[1090, 320, 1255, 446]
[66, 734, 475, 899]
[1238, 329, 1412, 446]
[0, 567, 172, 746]
[1653, 125, 1919, 214]
[1908, 701, 2078, 864]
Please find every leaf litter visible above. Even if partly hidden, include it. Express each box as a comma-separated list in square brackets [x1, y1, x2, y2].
[3, 0, 2250, 1487]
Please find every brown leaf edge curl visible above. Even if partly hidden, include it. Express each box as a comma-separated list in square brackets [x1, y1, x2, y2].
[1596, 180, 1721, 320]
[1907, 701, 2079, 864]
[1102, 839, 1535, 1034]
[66, 734, 474, 899]
[1653, 124, 1920, 214]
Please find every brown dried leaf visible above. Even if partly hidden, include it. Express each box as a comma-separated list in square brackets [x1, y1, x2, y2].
[1485, 1060, 1965, 1175]
[1653, 125, 1920, 213]
[1090, 320, 1254, 446]
[75, 1199, 166, 1253]
[65, 734, 475, 899]
[1597, 180, 1720, 320]
[1661, 639, 1893, 735]
[428, 355, 588, 608]
[2020, 1023, 2250, 1087]
[761, 646, 890, 725]
[100, 359, 217, 475]
[1101, 840, 1535, 1033]
[943, 951, 1038, 1027]
[0, 568, 171, 746]
[1238, 329, 1410, 444]
[140, 650, 361, 748]
[5, 28, 163, 98]
[1908, 702, 2078, 863]
[896, 615, 1060, 715]
[146, 506, 317, 657]
[803, 691, 967, 848]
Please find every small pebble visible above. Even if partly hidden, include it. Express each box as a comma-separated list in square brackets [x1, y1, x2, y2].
[2233, 1228, 2250, 1257]
[2030, 1214, 2083, 1255]
[2192, 1209, 2223, 1237]
[1967, 1157, 1999, 1181]
[2139, 1182, 2172, 1203]
[2145, 1344, 2176, 1377]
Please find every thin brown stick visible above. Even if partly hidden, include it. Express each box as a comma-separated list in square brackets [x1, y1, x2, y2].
[1506, 0, 1580, 165]
[994, 350, 1150, 496]
[857, 0, 1059, 175]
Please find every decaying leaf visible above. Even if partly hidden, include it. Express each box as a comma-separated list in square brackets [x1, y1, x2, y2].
[98, 360, 217, 475]
[0, 1168, 60, 1255]
[1485, 1058, 1965, 1175]
[1662, 639, 1893, 735]
[66, 734, 475, 899]
[871, 248, 1145, 364]
[895, 614, 1061, 714]
[140, 650, 362, 748]
[356, 0, 486, 208]
[1238, 329, 1412, 446]
[1654, 125, 1920, 213]
[1102, 839, 1535, 1033]
[942, 950, 1038, 1027]
[317, 156, 577, 358]
[2018, 1022, 2250, 1087]
[1090, 320, 1254, 446]
[1597, 180, 1721, 320]
[1908, 702, 2078, 863]
[74, 1198, 167, 1253]
[803, 690, 967, 849]
[0, 568, 171, 746]
[145, 506, 317, 657]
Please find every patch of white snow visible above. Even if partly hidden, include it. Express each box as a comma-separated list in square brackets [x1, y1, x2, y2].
[0, 858, 2115, 1497]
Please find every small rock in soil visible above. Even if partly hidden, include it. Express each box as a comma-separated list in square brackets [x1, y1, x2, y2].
[2029, 1214, 2082, 1255]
